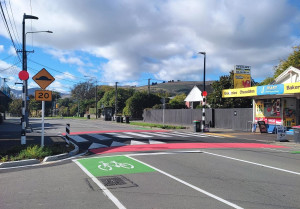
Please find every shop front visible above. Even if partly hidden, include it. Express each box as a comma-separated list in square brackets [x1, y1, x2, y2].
[223, 83, 300, 132]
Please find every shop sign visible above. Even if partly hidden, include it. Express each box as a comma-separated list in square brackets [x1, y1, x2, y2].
[276, 126, 286, 141]
[234, 65, 251, 74]
[234, 74, 251, 88]
[284, 82, 300, 94]
[222, 87, 257, 98]
[257, 84, 284, 95]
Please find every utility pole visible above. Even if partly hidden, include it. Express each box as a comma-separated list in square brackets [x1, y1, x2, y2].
[199, 52, 206, 132]
[115, 82, 118, 118]
[148, 78, 151, 95]
[95, 83, 97, 119]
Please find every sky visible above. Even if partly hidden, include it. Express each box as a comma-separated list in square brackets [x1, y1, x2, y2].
[1, 0, 300, 94]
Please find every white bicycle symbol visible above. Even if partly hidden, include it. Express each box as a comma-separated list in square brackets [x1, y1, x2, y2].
[98, 161, 134, 171]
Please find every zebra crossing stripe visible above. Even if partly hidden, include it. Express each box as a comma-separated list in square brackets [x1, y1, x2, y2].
[106, 133, 133, 138]
[131, 140, 148, 145]
[149, 139, 165, 144]
[145, 132, 172, 137]
[88, 134, 111, 141]
[161, 132, 190, 137]
[124, 132, 154, 138]
[69, 135, 89, 143]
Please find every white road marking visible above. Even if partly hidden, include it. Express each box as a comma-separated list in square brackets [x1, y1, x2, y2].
[149, 139, 166, 144]
[123, 132, 153, 138]
[74, 160, 126, 209]
[69, 135, 88, 143]
[126, 155, 244, 209]
[130, 140, 148, 145]
[145, 132, 172, 137]
[88, 134, 111, 141]
[161, 132, 190, 137]
[106, 133, 133, 138]
[202, 151, 300, 176]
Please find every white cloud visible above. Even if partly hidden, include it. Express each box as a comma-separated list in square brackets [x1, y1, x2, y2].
[8, 46, 17, 56]
[3, 0, 300, 85]
[0, 45, 4, 52]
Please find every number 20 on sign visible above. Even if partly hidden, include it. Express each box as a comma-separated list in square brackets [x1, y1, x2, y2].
[35, 90, 52, 101]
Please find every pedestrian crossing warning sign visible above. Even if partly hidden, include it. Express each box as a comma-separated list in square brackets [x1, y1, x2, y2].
[32, 68, 55, 89]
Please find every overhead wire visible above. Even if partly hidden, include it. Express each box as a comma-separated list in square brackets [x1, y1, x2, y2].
[0, 1, 21, 62]
[3, 0, 21, 49]
[7, 0, 21, 47]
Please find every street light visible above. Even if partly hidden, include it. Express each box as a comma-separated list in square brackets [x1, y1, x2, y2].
[20, 13, 53, 145]
[199, 51, 206, 132]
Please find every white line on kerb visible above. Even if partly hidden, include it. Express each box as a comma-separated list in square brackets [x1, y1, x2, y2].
[202, 151, 300, 176]
[73, 161, 126, 209]
[126, 155, 244, 209]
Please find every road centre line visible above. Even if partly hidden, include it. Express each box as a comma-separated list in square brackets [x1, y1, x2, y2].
[126, 155, 244, 209]
[202, 151, 300, 175]
[74, 160, 126, 209]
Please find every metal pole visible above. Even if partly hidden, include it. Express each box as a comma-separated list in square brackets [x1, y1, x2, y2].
[95, 83, 97, 119]
[21, 81, 26, 144]
[115, 82, 118, 118]
[41, 100, 45, 147]
[148, 78, 151, 95]
[199, 52, 206, 132]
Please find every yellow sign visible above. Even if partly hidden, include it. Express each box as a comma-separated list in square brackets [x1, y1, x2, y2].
[284, 82, 300, 94]
[255, 100, 264, 117]
[35, 90, 52, 101]
[32, 68, 55, 89]
[222, 87, 257, 98]
[234, 74, 251, 88]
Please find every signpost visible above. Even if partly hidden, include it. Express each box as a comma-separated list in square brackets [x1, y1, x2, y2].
[32, 68, 55, 147]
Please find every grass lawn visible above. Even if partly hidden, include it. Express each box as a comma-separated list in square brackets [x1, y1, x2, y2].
[0, 143, 74, 162]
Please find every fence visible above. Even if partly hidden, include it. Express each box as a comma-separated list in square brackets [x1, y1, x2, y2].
[143, 108, 252, 131]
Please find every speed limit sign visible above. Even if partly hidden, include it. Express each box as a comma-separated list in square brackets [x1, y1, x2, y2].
[35, 90, 52, 101]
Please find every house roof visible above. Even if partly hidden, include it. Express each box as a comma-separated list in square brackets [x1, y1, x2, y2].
[274, 66, 300, 84]
[184, 85, 203, 102]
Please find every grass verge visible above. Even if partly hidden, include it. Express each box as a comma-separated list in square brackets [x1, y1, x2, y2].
[0, 143, 74, 162]
[129, 121, 186, 129]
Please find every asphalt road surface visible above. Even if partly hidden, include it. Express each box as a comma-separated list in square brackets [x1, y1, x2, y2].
[0, 118, 299, 209]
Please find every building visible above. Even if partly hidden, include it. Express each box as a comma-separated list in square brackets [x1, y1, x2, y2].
[222, 66, 300, 131]
[184, 82, 213, 109]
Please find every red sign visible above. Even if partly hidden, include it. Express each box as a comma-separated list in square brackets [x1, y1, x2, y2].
[202, 91, 207, 97]
[19, 71, 29, 81]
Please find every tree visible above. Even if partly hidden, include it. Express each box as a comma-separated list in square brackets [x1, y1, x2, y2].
[71, 82, 96, 100]
[260, 46, 300, 85]
[99, 88, 135, 114]
[8, 99, 22, 116]
[207, 71, 254, 108]
[169, 93, 187, 109]
[123, 92, 161, 118]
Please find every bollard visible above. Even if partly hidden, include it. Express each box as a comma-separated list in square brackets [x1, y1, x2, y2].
[66, 124, 70, 145]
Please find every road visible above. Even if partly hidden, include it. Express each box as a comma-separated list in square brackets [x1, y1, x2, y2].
[0, 118, 299, 209]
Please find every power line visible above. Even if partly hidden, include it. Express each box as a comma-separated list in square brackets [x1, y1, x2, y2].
[0, 1, 21, 62]
[8, 0, 21, 46]
[3, 0, 21, 49]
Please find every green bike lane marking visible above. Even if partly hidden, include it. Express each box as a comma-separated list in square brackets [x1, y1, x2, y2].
[77, 155, 156, 177]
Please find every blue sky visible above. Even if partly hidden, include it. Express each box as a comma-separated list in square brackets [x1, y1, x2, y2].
[1, 0, 300, 93]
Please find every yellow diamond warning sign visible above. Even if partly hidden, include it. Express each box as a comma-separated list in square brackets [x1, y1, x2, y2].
[32, 68, 55, 89]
